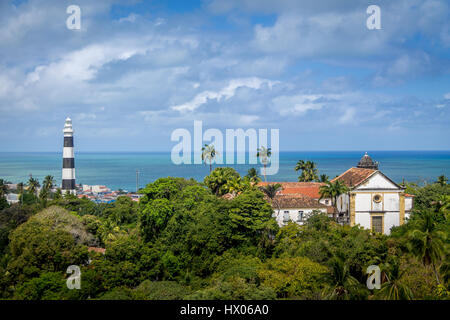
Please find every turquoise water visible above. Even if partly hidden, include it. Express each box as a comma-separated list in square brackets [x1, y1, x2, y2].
[0, 151, 449, 192]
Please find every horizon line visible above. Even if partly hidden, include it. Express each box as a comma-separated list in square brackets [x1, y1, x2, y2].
[1, 150, 450, 153]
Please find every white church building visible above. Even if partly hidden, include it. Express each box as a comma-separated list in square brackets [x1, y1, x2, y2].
[263, 153, 414, 235]
[331, 153, 414, 234]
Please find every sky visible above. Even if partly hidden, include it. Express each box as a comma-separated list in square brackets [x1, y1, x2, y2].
[0, 0, 449, 152]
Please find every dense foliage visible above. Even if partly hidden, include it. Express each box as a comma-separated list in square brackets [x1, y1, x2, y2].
[0, 171, 448, 300]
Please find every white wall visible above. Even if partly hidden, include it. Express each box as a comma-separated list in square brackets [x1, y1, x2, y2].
[354, 212, 400, 235]
[355, 212, 371, 230]
[356, 172, 398, 190]
[384, 212, 399, 235]
[337, 193, 349, 212]
[355, 193, 371, 211]
[405, 197, 413, 211]
[384, 193, 399, 211]
[275, 208, 327, 227]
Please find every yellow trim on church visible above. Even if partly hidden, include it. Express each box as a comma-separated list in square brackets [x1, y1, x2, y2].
[350, 193, 356, 226]
[399, 192, 405, 225]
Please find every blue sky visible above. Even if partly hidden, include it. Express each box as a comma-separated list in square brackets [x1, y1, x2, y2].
[0, 0, 449, 151]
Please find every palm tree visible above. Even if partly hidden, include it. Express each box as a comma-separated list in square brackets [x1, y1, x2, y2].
[17, 182, 24, 194]
[437, 195, 450, 220]
[257, 146, 271, 182]
[259, 183, 282, 217]
[204, 167, 240, 196]
[407, 210, 446, 285]
[201, 144, 217, 173]
[0, 179, 9, 199]
[39, 175, 55, 204]
[319, 180, 349, 220]
[16, 182, 24, 205]
[436, 175, 448, 186]
[322, 257, 361, 300]
[43, 175, 55, 191]
[377, 261, 413, 300]
[54, 188, 63, 200]
[27, 176, 40, 197]
[224, 176, 243, 196]
[319, 174, 329, 183]
[245, 168, 261, 184]
[295, 160, 319, 182]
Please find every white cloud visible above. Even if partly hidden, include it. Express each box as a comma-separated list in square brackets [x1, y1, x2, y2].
[339, 107, 356, 124]
[239, 114, 259, 125]
[444, 93, 450, 99]
[118, 14, 138, 23]
[171, 77, 278, 112]
[272, 94, 327, 116]
[27, 41, 148, 83]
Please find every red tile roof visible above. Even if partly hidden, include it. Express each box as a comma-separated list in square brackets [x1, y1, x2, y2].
[330, 167, 376, 188]
[88, 247, 106, 254]
[258, 182, 325, 199]
[273, 194, 327, 209]
[404, 193, 415, 197]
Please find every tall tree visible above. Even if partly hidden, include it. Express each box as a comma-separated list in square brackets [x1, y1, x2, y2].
[0, 179, 9, 199]
[27, 176, 40, 198]
[295, 160, 319, 182]
[259, 183, 282, 217]
[321, 257, 362, 300]
[43, 175, 55, 191]
[319, 180, 349, 220]
[319, 174, 329, 183]
[257, 146, 271, 182]
[17, 182, 24, 195]
[39, 175, 55, 205]
[54, 188, 62, 200]
[407, 210, 446, 285]
[245, 168, 261, 184]
[377, 260, 413, 300]
[436, 175, 448, 187]
[224, 176, 244, 196]
[204, 167, 240, 196]
[201, 144, 217, 173]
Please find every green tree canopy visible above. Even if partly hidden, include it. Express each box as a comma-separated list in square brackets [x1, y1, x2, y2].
[204, 167, 240, 196]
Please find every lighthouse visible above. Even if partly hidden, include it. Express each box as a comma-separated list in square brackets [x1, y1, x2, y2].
[62, 117, 76, 195]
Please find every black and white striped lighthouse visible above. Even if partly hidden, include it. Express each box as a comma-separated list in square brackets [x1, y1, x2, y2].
[62, 117, 76, 195]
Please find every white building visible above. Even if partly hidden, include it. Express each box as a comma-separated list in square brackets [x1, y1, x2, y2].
[331, 153, 414, 234]
[261, 153, 414, 235]
[6, 193, 19, 204]
[259, 182, 332, 226]
[82, 185, 111, 194]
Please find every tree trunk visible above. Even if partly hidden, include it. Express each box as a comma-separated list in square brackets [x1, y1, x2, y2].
[333, 196, 337, 221]
[432, 261, 441, 285]
[209, 159, 212, 173]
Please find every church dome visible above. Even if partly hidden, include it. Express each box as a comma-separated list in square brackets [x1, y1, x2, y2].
[357, 152, 379, 170]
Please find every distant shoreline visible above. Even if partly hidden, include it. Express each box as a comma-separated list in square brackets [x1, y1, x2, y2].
[1, 151, 449, 192]
[1, 150, 450, 153]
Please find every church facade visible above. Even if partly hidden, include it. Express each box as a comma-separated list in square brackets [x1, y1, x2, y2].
[332, 153, 414, 234]
[262, 153, 414, 235]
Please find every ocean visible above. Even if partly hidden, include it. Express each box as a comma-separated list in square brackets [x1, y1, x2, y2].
[0, 151, 449, 192]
